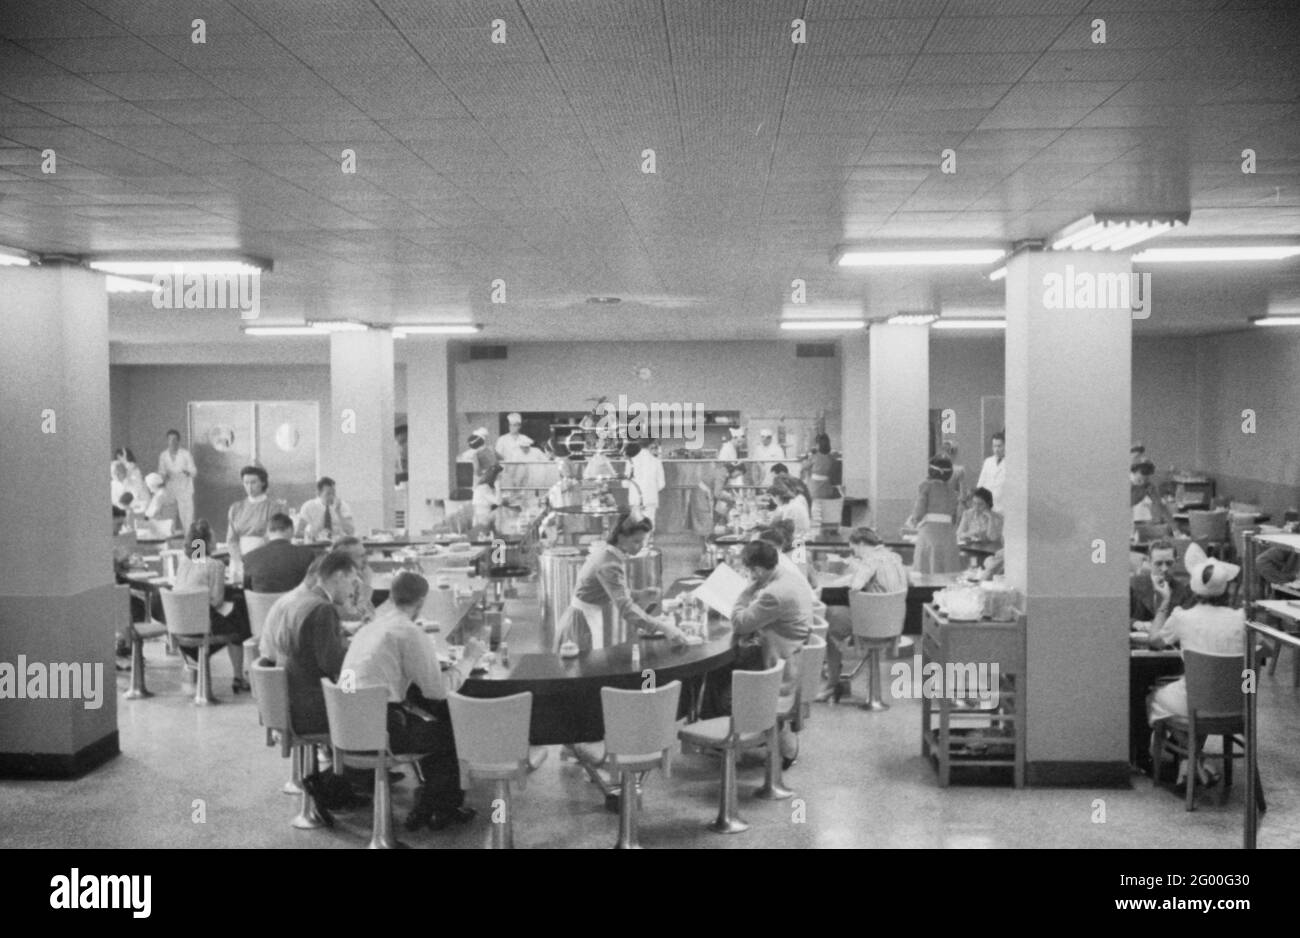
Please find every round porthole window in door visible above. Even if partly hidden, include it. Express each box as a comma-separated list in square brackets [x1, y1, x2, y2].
[274, 422, 300, 452]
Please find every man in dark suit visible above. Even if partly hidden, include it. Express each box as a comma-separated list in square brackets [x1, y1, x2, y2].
[1129, 540, 1193, 625]
[242, 512, 315, 593]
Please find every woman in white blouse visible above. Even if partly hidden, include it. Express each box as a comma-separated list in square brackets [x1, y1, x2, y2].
[173, 519, 252, 694]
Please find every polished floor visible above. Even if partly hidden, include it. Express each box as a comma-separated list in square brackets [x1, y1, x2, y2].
[3, 535, 1297, 849]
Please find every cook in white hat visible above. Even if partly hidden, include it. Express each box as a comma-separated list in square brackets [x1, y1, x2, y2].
[717, 425, 744, 462]
[750, 428, 787, 485]
[495, 412, 534, 463]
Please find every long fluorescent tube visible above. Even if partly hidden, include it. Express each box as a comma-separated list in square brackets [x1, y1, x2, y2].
[307, 320, 368, 332]
[1252, 316, 1300, 327]
[89, 259, 269, 275]
[836, 248, 1005, 267]
[242, 326, 321, 336]
[779, 320, 867, 331]
[105, 275, 161, 293]
[988, 266, 1006, 281]
[886, 313, 939, 326]
[932, 318, 1006, 330]
[1050, 214, 1184, 252]
[392, 324, 483, 336]
[0, 247, 33, 266]
[1133, 246, 1300, 263]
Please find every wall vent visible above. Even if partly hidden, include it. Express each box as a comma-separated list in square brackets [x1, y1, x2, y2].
[795, 343, 836, 358]
[468, 345, 508, 361]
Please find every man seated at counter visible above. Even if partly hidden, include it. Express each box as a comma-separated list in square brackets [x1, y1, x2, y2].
[1130, 540, 1194, 635]
[814, 527, 909, 703]
[555, 512, 688, 651]
[753, 522, 816, 601]
[296, 476, 355, 540]
[341, 571, 485, 832]
[332, 536, 377, 628]
[730, 539, 812, 768]
[243, 512, 315, 594]
[770, 477, 812, 539]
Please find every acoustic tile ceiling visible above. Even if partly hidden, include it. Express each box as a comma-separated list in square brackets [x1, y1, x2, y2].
[0, 0, 1298, 345]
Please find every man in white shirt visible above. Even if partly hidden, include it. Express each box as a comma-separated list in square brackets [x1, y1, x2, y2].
[158, 429, 197, 529]
[751, 429, 787, 486]
[627, 441, 666, 525]
[494, 412, 533, 487]
[717, 427, 744, 463]
[976, 431, 1006, 511]
[341, 572, 486, 832]
[295, 476, 355, 540]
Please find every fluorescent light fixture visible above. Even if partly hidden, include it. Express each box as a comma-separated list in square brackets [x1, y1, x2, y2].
[836, 248, 1006, 267]
[392, 324, 483, 336]
[307, 319, 368, 332]
[1050, 214, 1186, 252]
[242, 326, 321, 337]
[0, 246, 33, 266]
[88, 257, 270, 275]
[1252, 316, 1300, 327]
[105, 275, 161, 293]
[886, 312, 939, 326]
[932, 318, 1006, 330]
[988, 266, 1006, 282]
[779, 320, 867, 331]
[1133, 246, 1300, 263]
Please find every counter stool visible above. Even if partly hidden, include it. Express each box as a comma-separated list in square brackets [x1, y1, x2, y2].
[486, 564, 531, 607]
[250, 660, 331, 824]
[321, 679, 428, 849]
[843, 589, 907, 711]
[124, 586, 167, 699]
[678, 661, 784, 834]
[161, 589, 231, 705]
[601, 681, 682, 849]
[755, 641, 823, 801]
[448, 691, 538, 849]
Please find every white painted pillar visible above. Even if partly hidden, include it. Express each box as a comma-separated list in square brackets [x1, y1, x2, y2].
[328, 331, 396, 535]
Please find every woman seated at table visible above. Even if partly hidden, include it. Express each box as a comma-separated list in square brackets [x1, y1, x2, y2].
[226, 465, 288, 570]
[1146, 544, 1245, 787]
[956, 486, 1002, 545]
[769, 477, 812, 539]
[174, 519, 252, 694]
[555, 511, 688, 652]
[906, 456, 963, 574]
[814, 527, 909, 702]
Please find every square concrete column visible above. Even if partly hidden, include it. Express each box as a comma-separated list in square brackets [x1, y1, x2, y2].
[0, 264, 119, 777]
[405, 339, 456, 533]
[1003, 250, 1131, 785]
[840, 333, 871, 503]
[328, 331, 396, 535]
[868, 324, 930, 535]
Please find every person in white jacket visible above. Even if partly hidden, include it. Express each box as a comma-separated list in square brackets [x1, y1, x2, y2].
[627, 441, 666, 525]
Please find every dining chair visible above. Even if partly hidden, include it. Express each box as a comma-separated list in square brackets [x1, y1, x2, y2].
[1150, 651, 1264, 812]
[601, 680, 682, 849]
[448, 691, 538, 849]
[120, 584, 166, 700]
[678, 661, 784, 834]
[250, 660, 332, 823]
[160, 588, 229, 705]
[1187, 510, 1230, 556]
[844, 589, 908, 711]
[321, 678, 430, 849]
[243, 589, 286, 671]
[756, 636, 827, 801]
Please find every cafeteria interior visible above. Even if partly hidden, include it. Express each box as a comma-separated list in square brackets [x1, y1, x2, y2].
[2, 1, 1300, 852]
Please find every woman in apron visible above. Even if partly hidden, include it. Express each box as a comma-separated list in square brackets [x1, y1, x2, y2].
[225, 464, 288, 571]
[907, 456, 963, 574]
[555, 512, 688, 651]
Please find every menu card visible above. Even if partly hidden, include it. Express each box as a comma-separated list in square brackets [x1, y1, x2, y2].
[692, 564, 749, 619]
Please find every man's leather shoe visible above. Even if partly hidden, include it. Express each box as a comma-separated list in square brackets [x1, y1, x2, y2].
[427, 806, 477, 831]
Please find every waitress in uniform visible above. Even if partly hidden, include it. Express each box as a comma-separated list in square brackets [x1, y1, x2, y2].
[906, 456, 962, 574]
[225, 464, 288, 570]
[556, 511, 687, 651]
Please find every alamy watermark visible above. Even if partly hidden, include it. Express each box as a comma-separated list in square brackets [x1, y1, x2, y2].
[1042, 266, 1151, 319]
[0, 656, 104, 710]
[593, 394, 706, 450]
[151, 271, 260, 318]
[889, 654, 1000, 705]
[50, 869, 151, 918]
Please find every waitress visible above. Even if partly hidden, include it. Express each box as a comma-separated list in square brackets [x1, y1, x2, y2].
[226, 464, 288, 569]
[556, 512, 687, 651]
[906, 456, 963, 574]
